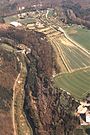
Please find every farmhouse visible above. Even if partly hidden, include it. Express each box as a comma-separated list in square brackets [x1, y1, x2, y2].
[86, 111, 90, 123]
[77, 101, 90, 125]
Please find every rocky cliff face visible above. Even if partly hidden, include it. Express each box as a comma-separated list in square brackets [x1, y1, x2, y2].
[0, 24, 80, 135]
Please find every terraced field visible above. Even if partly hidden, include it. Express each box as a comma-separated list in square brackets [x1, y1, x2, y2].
[37, 26, 90, 73]
[54, 69, 90, 100]
[65, 25, 90, 51]
[37, 25, 90, 99]
[60, 43, 90, 70]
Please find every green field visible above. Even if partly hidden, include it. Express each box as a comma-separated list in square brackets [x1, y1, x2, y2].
[54, 68, 90, 100]
[4, 15, 18, 23]
[54, 25, 90, 100]
[60, 43, 90, 70]
[65, 25, 90, 51]
[52, 38, 90, 72]
[18, 18, 36, 25]
[4, 15, 36, 25]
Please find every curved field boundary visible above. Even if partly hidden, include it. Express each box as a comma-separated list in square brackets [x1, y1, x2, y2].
[63, 30, 90, 55]
[37, 23, 90, 75]
[49, 38, 71, 72]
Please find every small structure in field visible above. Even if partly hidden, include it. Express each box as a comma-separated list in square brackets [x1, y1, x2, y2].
[86, 111, 90, 123]
[10, 21, 22, 27]
[77, 101, 90, 125]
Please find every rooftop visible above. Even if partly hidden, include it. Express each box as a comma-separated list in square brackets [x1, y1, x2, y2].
[10, 21, 22, 27]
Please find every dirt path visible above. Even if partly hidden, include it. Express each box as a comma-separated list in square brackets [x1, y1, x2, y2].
[12, 60, 22, 135]
[12, 52, 32, 135]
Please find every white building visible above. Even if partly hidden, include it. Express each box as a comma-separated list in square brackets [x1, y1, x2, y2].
[86, 111, 90, 123]
[10, 21, 22, 27]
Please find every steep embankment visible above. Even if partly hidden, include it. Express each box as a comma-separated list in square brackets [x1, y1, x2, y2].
[0, 24, 80, 135]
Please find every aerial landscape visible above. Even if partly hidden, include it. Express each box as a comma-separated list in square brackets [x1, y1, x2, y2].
[0, 0, 90, 135]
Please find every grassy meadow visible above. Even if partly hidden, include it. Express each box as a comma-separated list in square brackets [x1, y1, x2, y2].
[54, 25, 90, 100]
[65, 25, 90, 51]
[54, 68, 90, 100]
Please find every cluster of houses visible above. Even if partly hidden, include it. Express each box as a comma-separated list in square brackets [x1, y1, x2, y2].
[77, 97, 90, 125]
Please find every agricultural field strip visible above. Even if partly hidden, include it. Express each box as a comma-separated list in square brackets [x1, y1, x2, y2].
[54, 69, 90, 99]
[49, 37, 71, 72]
[60, 44, 90, 69]
[54, 66, 90, 77]
[47, 32, 60, 37]
[54, 78, 81, 99]
[67, 27, 90, 51]
[38, 27, 60, 37]
[43, 29, 56, 34]
[64, 31, 90, 55]
[53, 39, 71, 72]
[67, 73, 89, 97]
[56, 40, 81, 70]
[60, 36, 90, 58]
[61, 45, 90, 66]
[49, 19, 90, 55]
[49, 30, 90, 70]
[40, 21, 90, 99]
[37, 26, 90, 72]
[56, 39, 83, 70]
[38, 27, 51, 32]
[49, 34, 90, 71]
[43, 27, 61, 37]
[48, 38, 67, 73]
[38, 26, 58, 34]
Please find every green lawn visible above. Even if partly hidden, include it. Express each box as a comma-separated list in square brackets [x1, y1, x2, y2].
[65, 25, 90, 51]
[54, 69, 90, 100]
[4, 15, 18, 23]
[18, 17, 36, 25]
[54, 25, 90, 100]
[4, 15, 36, 25]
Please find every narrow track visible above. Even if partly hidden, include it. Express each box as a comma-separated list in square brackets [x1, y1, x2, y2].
[12, 61, 22, 135]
